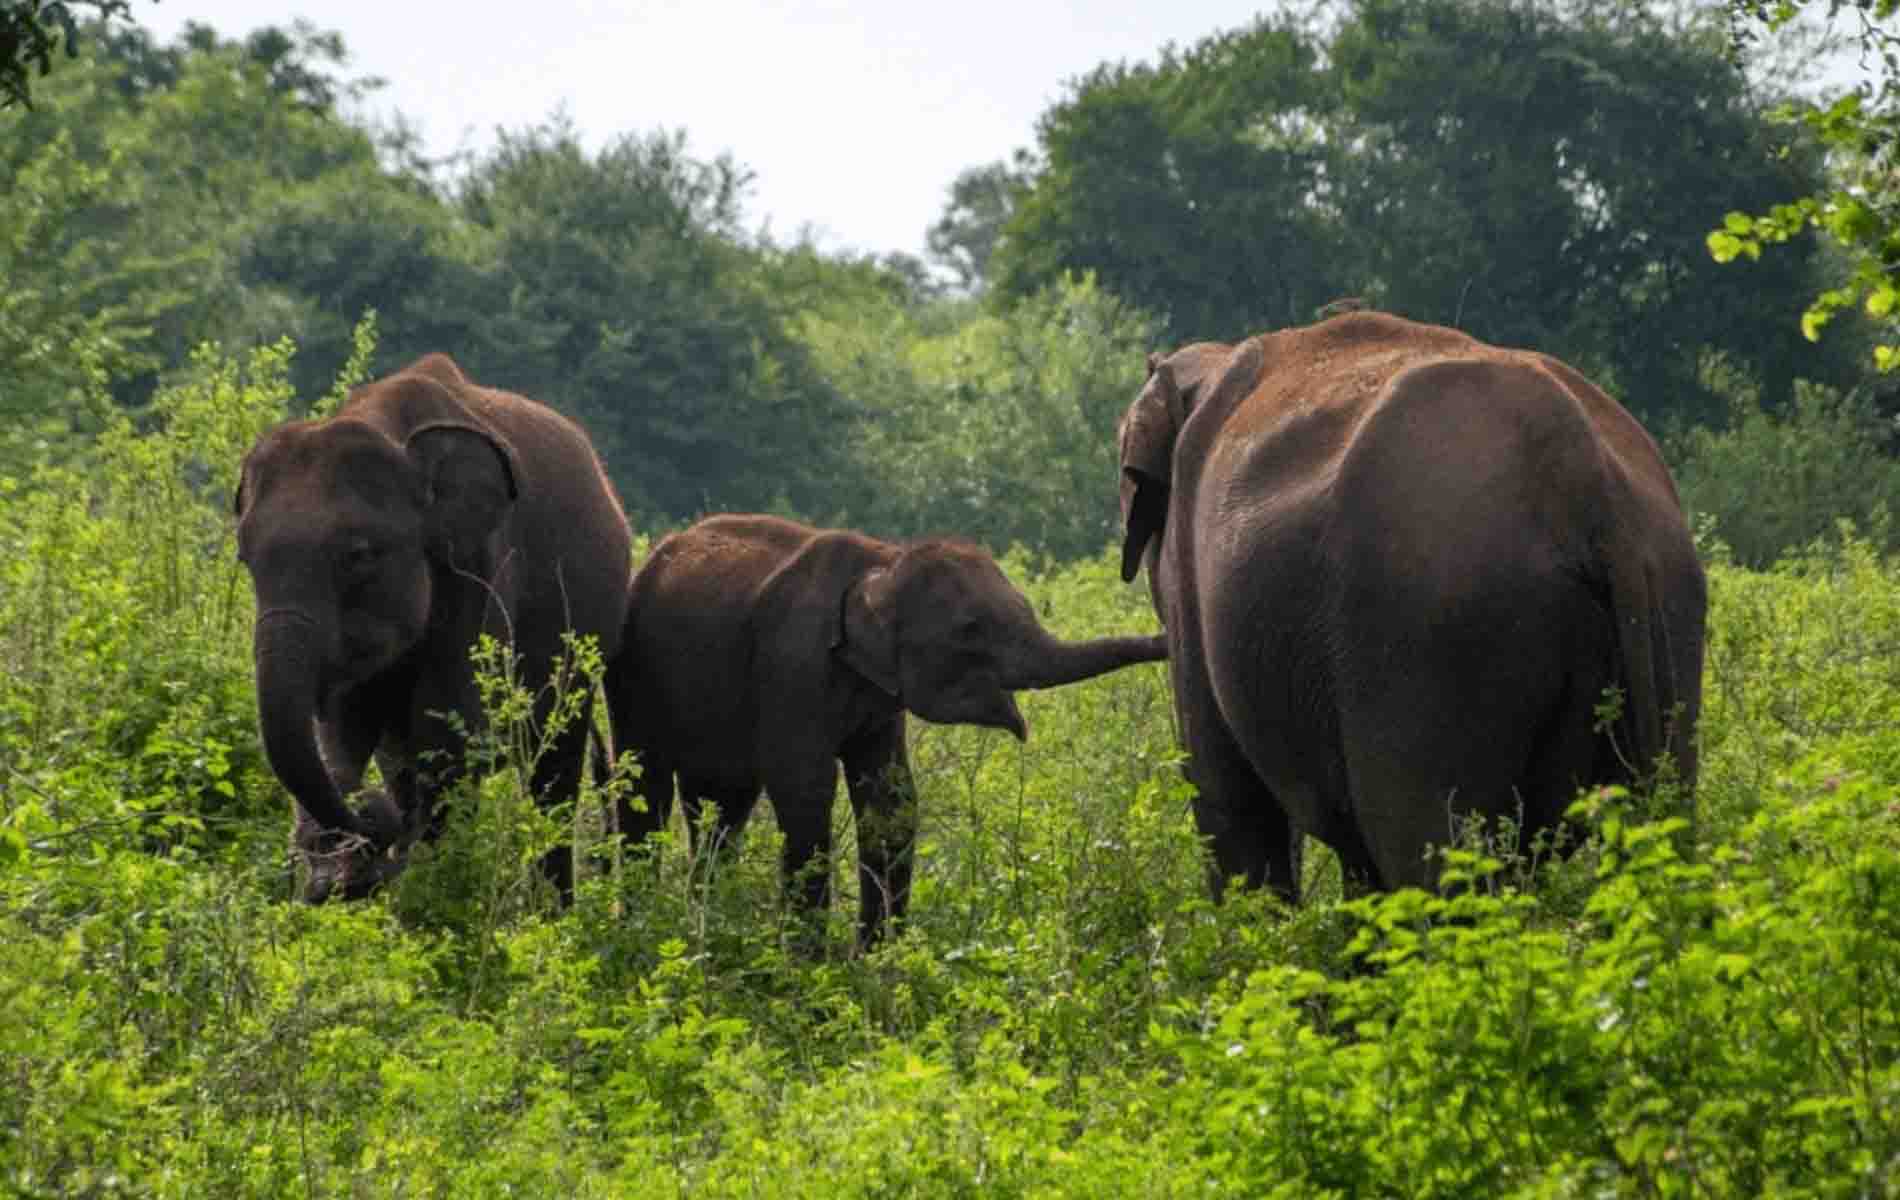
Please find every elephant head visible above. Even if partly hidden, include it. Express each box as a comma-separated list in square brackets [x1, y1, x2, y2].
[1117, 339, 1266, 582]
[832, 540, 1167, 739]
[234, 363, 520, 843]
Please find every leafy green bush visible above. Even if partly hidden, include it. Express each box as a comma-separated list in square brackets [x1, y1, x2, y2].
[1673, 380, 1900, 566]
[805, 272, 1160, 559]
[0, 341, 296, 861]
[1163, 767, 1900, 1198]
[1696, 531, 1900, 836]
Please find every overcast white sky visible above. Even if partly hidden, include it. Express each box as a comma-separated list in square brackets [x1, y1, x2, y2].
[137, 1, 1278, 259]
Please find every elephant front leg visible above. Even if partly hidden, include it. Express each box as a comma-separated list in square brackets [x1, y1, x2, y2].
[299, 695, 397, 902]
[528, 697, 598, 903]
[679, 776, 762, 865]
[765, 759, 841, 956]
[841, 717, 916, 951]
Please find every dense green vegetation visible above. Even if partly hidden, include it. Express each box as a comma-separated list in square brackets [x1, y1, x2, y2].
[4, 0, 1900, 1192]
[3, 346, 1898, 1195]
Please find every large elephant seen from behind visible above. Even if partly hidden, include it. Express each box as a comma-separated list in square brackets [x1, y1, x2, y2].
[1118, 311, 1706, 899]
[607, 514, 1168, 950]
[235, 353, 633, 901]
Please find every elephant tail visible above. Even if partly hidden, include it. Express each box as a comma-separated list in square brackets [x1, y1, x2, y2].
[1604, 538, 1671, 783]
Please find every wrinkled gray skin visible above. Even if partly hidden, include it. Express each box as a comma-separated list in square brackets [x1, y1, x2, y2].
[237, 353, 632, 901]
[1118, 312, 1706, 899]
[607, 514, 1168, 950]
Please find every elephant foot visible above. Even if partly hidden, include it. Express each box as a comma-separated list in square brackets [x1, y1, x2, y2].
[296, 788, 414, 903]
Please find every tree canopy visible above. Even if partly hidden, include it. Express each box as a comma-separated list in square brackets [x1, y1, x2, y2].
[5, 2, 1889, 560]
[0, 0, 129, 107]
[1713, 0, 1900, 371]
[993, 0, 1852, 426]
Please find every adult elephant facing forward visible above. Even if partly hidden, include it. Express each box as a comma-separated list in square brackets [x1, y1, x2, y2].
[1118, 312, 1705, 899]
[236, 353, 633, 900]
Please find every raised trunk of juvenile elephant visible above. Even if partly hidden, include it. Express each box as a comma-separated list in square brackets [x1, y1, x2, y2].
[254, 610, 358, 839]
[1005, 632, 1168, 691]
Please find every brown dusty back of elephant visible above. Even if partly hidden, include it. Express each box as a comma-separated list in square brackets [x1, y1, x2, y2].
[1123, 311, 1705, 896]
[1235, 314, 1701, 787]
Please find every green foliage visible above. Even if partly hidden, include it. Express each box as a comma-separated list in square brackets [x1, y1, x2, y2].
[1672, 372, 1900, 563]
[807, 272, 1160, 556]
[1332, 0, 1832, 424]
[233, 163, 472, 404]
[994, 13, 1334, 341]
[1697, 532, 1900, 824]
[6, 23, 866, 532]
[0, 126, 141, 470]
[437, 119, 852, 524]
[995, 0, 1845, 426]
[0, 341, 290, 860]
[7, 365, 1899, 1191]
[7, 7, 1900, 1188]
[1163, 766, 1900, 1196]
[0, 0, 128, 108]
[1717, 0, 1900, 369]
[2, 18, 385, 420]
[925, 155, 1034, 293]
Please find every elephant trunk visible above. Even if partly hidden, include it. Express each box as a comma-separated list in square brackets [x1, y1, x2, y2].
[254, 609, 359, 839]
[1007, 632, 1168, 692]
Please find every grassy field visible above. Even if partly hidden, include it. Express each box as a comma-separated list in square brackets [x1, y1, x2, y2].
[3, 349, 1898, 1197]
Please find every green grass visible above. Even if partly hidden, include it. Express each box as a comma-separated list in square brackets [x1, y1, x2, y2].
[2, 346, 1898, 1197]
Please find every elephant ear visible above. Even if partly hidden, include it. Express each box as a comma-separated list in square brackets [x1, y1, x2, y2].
[1118, 356, 1187, 582]
[407, 420, 521, 569]
[1118, 340, 1267, 582]
[832, 566, 901, 699]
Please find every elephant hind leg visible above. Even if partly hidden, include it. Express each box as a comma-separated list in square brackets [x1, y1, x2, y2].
[1517, 636, 1616, 863]
[1201, 797, 1301, 905]
[613, 747, 677, 849]
[1312, 806, 1381, 897]
[1182, 717, 1300, 905]
[1342, 673, 1582, 892]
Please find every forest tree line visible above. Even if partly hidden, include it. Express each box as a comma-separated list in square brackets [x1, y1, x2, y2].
[5, 0, 1899, 563]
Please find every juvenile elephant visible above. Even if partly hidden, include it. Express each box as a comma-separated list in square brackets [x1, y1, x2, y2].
[236, 353, 633, 900]
[606, 514, 1167, 949]
[1118, 312, 1706, 899]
